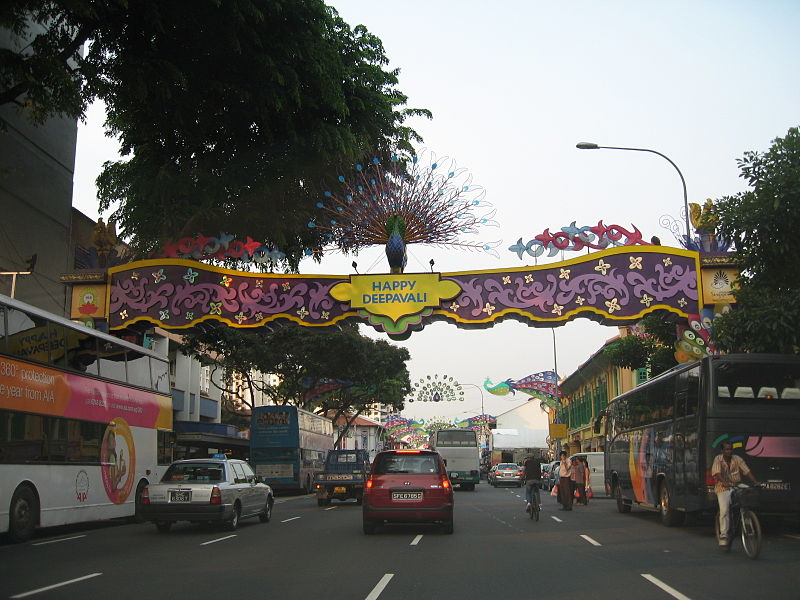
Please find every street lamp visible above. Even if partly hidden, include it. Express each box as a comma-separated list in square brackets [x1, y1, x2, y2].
[458, 382, 487, 449]
[575, 142, 691, 245]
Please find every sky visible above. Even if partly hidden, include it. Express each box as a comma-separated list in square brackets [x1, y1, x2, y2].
[71, 1, 800, 424]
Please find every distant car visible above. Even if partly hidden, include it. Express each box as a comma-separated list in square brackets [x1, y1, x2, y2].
[140, 457, 274, 532]
[362, 449, 454, 534]
[542, 460, 560, 491]
[488, 463, 523, 487]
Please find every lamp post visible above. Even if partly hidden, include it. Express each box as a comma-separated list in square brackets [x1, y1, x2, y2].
[576, 142, 691, 244]
[459, 382, 487, 450]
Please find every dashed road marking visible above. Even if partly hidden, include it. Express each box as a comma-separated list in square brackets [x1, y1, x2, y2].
[410, 535, 423, 546]
[325, 506, 337, 511]
[281, 516, 301, 523]
[551, 516, 563, 523]
[641, 574, 693, 600]
[365, 574, 394, 600]
[201, 535, 237, 546]
[580, 534, 602, 546]
[32, 535, 86, 546]
[10, 573, 102, 598]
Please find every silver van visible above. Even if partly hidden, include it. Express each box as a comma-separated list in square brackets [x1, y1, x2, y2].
[569, 452, 606, 497]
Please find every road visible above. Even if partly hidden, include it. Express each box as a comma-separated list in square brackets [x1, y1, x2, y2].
[2, 485, 799, 600]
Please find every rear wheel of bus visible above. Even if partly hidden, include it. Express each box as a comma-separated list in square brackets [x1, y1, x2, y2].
[9, 485, 38, 542]
[614, 480, 630, 514]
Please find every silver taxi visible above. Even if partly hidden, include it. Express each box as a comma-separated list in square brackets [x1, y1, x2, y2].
[141, 457, 274, 532]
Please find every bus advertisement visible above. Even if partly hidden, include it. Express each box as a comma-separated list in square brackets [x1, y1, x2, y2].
[430, 428, 480, 490]
[0, 295, 174, 542]
[601, 353, 800, 527]
[250, 405, 333, 493]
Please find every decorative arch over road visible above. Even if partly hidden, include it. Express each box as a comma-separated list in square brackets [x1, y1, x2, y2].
[107, 245, 701, 338]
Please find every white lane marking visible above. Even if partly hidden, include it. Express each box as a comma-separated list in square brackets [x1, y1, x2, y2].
[200, 535, 237, 546]
[551, 516, 563, 522]
[580, 534, 602, 546]
[365, 574, 394, 600]
[410, 535, 423, 546]
[641, 574, 693, 600]
[325, 506, 337, 511]
[281, 516, 301, 523]
[10, 573, 102, 598]
[32, 535, 86, 546]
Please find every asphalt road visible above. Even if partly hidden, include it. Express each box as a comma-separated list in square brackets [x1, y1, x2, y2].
[2, 485, 799, 600]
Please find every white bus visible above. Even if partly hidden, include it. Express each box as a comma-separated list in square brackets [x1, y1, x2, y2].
[0, 295, 174, 541]
[430, 428, 480, 490]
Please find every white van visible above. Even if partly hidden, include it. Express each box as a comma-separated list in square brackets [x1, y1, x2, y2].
[569, 452, 606, 497]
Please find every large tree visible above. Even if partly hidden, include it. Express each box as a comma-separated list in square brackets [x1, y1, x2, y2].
[180, 323, 411, 434]
[711, 127, 800, 354]
[2, 1, 430, 266]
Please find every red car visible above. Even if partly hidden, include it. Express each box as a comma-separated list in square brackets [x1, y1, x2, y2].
[362, 449, 454, 534]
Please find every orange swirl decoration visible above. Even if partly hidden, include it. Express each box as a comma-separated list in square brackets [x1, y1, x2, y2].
[100, 418, 136, 504]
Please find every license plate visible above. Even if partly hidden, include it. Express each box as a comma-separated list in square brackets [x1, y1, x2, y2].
[450, 472, 459, 479]
[392, 492, 422, 500]
[328, 475, 350, 480]
[333, 486, 347, 493]
[762, 482, 791, 491]
[170, 490, 191, 502]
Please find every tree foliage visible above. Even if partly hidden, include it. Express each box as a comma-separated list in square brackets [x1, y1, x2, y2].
[179, 323, 411, 431]
[2, 1, 430, 267]
[712, 126, 800, 354]
[603, 312, 679, 376]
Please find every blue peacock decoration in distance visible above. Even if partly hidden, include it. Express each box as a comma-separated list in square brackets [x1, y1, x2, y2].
[307, 152, 499, 273]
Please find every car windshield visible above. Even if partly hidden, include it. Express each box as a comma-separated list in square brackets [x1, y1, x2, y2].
[374, 454, 440, 474]
[162, 463, 225, 483]
[499, 464, 518, 470]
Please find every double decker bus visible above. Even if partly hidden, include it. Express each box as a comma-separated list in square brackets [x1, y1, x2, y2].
[430, 428, 480, 490]
[250, 405, 333, 493]
[0, 295, 174, 542]
[600, 353, 800, 526]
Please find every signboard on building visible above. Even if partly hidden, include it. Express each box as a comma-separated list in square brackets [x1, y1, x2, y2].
[549, 423, 567, 438]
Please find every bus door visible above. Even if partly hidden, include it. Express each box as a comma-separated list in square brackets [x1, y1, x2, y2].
[673, 366, 702, 511]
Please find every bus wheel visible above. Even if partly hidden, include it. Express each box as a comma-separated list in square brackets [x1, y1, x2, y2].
[9, 485, 38, 542]
[659, 482, 682, 527]
[155, 521, 172, 533]
[614, 481, 630, 514]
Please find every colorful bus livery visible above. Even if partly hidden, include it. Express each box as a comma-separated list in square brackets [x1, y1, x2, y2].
[602, 354, 800, 527]
[250, 405, 333, 493]
[0, 295, 174, 542]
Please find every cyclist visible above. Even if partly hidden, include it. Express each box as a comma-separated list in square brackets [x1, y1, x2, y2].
[522, 453, 543, 514]
[711, 441, 759, 546]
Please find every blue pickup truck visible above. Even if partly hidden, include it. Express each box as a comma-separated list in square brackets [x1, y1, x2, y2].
[314, 449, 371, 506]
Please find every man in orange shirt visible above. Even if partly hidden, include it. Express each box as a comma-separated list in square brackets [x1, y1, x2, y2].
[711, 441, 758, 545]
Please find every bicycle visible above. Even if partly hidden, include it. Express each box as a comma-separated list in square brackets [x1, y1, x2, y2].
[715, 483, 762, 559]
[526, 481, 540, 521]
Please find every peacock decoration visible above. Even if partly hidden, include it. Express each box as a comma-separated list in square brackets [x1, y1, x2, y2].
[308, 152, 499, 273]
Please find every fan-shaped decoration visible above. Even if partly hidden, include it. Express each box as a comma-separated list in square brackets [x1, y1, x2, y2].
[309, 152, 499, 272]
[409, 374, 465, 402]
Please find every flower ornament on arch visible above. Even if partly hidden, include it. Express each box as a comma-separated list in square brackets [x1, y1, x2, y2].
[502, 275, 511, 284]
[629, 256, 643, 270]
[640, 293, 654, 307]
[296, 306, 309, 319]
[559, 268, 571, 280]
[551, 303, 564, 316]
[450, 301, 460, 311]
[594, 259, 611, 276]
[605, 298, 621, 313]
[482, 302, 496, 316]
[524, 273, 534, 283]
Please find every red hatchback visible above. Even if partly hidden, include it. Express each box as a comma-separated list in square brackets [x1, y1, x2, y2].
[362, 449, 454, 534]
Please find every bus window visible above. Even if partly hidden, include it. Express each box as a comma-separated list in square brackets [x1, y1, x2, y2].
[46, 321, 68, 368]
[97, 340, 128, 384]
[126, 349, 152, 389]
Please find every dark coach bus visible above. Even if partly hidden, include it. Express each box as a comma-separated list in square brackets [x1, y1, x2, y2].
[598, 354, 800, 526]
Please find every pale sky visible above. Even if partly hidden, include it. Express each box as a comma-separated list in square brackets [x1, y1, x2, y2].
[72, 1, 800, 424]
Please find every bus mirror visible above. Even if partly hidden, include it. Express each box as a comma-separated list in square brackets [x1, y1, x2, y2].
[443, 459, 447, 466]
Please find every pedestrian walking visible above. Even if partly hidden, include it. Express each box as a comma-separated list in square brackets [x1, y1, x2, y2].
[557, 451, 573, 510]
[571, 456, 588, 506]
